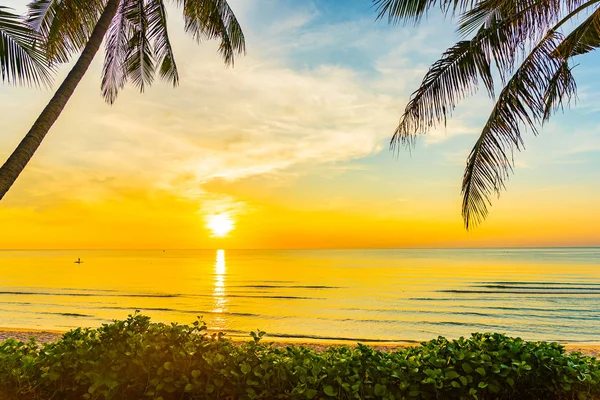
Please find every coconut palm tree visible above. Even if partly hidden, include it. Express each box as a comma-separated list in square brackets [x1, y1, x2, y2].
[376, 0, 598, 228]
[0, 0, 244, 200]
[0, 5, 52, 86]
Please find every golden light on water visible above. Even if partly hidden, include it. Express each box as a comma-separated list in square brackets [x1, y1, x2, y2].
[206, 214, 234, 237]
[215, 249, 226, 275]
[212, 249, 227, 319]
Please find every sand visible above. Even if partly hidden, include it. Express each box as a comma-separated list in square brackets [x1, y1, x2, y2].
[0, 328, 598, 357]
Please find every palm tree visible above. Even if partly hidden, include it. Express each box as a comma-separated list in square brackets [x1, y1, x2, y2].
[376, 0, 597, 228]
[0, 5, 52, 86]
[0, 0, 244, 200]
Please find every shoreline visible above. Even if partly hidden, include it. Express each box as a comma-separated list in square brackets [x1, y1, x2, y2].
[1, 327, 598, 357]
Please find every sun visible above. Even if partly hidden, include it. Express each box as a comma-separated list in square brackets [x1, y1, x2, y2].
[206, 214, 234, 237]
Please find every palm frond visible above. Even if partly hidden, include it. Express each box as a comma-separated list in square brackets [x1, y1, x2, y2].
[27, 0, 103, 63]
[391, 6, 541, 151]
[176, 0, 245, 65]
[101, 0, 132, 104]
[458, 0, 591, 81]
[461, 32, 565, 228]
[457, 0, 587, 37]
[554, 6, 600, 58]
[542, 59, 576, 122]
[124, 0, 155, 92]
[383, 0, 598, 229]
[373, 0, 483, 24]
[147, 0, 178, 85]
[0, 6, 52, 86]
[391, 39, 494, 149]
[391, 0, 594, 153]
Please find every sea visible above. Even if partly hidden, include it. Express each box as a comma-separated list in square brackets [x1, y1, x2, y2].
[0, 248, 598, 344]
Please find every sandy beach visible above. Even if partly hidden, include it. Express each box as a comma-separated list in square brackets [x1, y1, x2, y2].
[1, 328, 598, 357]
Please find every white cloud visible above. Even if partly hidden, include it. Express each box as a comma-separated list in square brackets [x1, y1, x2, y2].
[0, 0, 483, 209]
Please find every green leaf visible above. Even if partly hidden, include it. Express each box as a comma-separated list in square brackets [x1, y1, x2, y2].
[475, 367, 486, 376]
[323, 385, 335, 396]
[446, 370, 460, 379]
[241, 363, 251, 374]
[374, 383, 387, 396]
[163, 361, 172, 371]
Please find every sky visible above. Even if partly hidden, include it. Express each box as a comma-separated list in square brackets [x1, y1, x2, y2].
[1, 0, 600, 249]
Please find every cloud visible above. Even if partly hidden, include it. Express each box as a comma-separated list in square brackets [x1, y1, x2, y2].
[0, 0, 486, 213]
[0, 2, 408, 203]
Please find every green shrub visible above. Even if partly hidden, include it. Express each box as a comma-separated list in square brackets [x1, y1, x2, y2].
[0, 313, 598, 399]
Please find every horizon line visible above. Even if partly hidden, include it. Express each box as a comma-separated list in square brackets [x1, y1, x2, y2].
[2, 246, 600, 251]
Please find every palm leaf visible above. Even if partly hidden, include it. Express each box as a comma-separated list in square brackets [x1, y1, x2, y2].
[542, 59, 576, 122]
[147, 0, 178, 85]
[391, 39, 494, 149]
[458, 0, 592, 82]
[391, 3, 560, 151]
[101, 0, 132, 104]
[373, 0, 478, 24]
[177, 0, 245, 65]
[27, 0, 103, 63]
[382, 0, 597, 228]
[457, 0, 586, 37]
[0, 6, 52, 86]
[554, 6, 600, 58]
[123, 0, 155, 92]
[461, 32, 565, 228]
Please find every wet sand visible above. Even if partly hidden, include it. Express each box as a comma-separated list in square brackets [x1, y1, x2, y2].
[0, 328, 598, 357]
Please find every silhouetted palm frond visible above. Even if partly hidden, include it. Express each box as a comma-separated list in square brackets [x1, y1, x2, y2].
[176, 0, 245, 65]
[390, 39, 494, 149]
[98, 0, 244, 104]
[147, 0, 178, 86]
[374, 0, 478, 24]
[0, 6, 52, 86]
[124, 0, 155, 92]
[462, 32, 569, 228]
[554, 6, 600, 57]
[542, 59, 576, 122]
[27, 0, 103, 63]
[102, 0, 131, 104]
[380, 0, 600, 228]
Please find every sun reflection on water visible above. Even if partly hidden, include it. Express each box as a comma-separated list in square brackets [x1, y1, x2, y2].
[212, 250, 228, 328]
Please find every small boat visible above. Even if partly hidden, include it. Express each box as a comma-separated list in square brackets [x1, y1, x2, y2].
[74, 258, 83, 264]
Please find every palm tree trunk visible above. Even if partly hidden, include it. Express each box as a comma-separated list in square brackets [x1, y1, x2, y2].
[0, 0, 120, 201]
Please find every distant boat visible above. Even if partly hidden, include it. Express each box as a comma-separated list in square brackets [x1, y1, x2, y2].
[74, 258, 83, 264]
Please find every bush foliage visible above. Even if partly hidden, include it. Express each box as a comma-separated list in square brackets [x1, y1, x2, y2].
[0, 313, 598, 399]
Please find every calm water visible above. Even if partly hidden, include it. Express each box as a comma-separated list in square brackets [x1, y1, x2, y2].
[0, 249, 599, 343]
